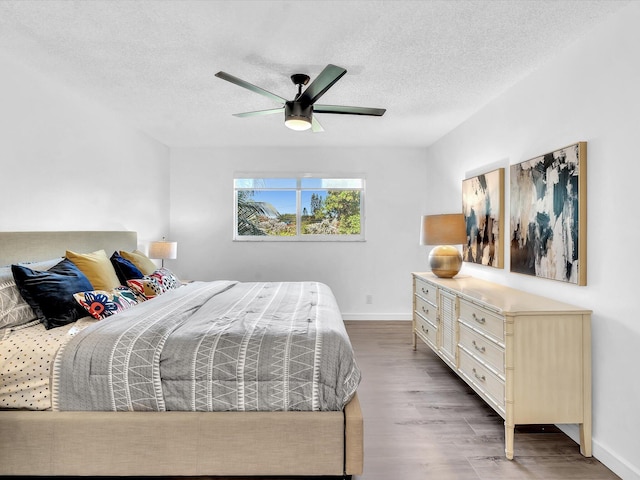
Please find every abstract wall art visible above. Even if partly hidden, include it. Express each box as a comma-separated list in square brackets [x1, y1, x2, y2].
[462, 168, 504, 268]
[510, 142, 587, 285]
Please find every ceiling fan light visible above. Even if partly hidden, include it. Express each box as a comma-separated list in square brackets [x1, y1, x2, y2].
[284, 101, 312, 131]
[285, 117, 312, 131]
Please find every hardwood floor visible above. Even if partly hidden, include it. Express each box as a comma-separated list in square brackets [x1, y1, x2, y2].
[37, 321, 617, 480]
[347, 320, 618, 480]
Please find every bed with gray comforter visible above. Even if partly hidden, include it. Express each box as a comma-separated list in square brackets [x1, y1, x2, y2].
[52, 280, 361, 413]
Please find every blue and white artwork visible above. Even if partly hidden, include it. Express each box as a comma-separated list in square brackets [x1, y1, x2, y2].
[462, 168, 504, 268]
[510, 142, 587, 285]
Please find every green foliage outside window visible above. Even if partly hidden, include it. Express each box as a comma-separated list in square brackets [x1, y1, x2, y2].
[234, 177, 364, 240]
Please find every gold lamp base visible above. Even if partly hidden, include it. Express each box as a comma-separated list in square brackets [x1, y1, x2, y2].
[429, 245, 462, 278]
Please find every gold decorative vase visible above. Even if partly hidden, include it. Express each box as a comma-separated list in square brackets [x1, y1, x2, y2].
[428, 245, 462, 278]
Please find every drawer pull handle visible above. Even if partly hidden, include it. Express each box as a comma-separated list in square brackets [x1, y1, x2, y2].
[421, 306, 430, 315]
[421, 325, 429, 335]
[472, 340, 486, 353]
[472, 368, 486, 382]
[472, 313, 486, 324]
[421, 287, 429, 295]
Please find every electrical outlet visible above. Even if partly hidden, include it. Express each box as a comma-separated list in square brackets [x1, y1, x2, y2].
[366, 294, 373, 304]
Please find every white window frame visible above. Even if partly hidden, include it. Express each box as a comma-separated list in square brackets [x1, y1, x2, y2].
[233, 173, 366, 242]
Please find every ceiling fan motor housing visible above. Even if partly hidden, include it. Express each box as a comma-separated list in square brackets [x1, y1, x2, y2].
[284, 101, 313, 130]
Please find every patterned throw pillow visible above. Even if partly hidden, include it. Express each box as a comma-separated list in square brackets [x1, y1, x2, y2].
[149, 268, 182, 292]
[73, 287, 139, 320]
[127, 268, 182, 300]
[127, 277, 163, 299]
[0, 279, 36, 330]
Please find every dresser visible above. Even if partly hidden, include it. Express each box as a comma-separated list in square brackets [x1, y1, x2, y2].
[412, 272, 592, 460]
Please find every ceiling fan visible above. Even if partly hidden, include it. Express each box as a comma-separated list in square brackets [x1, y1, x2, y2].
[215, 64, 386, 132]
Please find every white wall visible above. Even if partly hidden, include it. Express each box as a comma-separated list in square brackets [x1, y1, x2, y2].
[3, 4, 636, 476]
[425, 3, 640, 478]
[0, 52, 170, 248]
[169, 146, 427, 318]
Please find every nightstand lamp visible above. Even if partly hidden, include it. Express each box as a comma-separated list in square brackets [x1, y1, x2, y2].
[420, 214, 467, 278]
[148, 238, 177, 268]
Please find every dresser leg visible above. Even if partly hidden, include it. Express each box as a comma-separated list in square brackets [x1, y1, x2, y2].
[412, 331, 417, 351]
[505, 422, 514, 460]
[579, 422, 592, 457]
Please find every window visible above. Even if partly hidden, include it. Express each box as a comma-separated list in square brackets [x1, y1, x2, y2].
[234, 176, 365, 241]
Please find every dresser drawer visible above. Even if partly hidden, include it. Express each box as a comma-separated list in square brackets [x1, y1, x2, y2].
[458, 323, 504, 376]
[415, 315, 438, 347]
[415, 277, 437, 305]
[459, 299, 504, 344]
[459, 348, 505, 410]
[415, 295, 438, 324]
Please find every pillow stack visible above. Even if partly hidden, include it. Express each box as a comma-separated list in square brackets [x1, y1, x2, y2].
[3, 248, 182, 330]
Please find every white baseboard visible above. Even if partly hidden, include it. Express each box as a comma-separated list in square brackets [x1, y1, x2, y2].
[558, 424, 640, 480]
[342, 313, 412, 321]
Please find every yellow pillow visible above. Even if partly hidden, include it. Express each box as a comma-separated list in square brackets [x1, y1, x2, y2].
[119, 249, 157, 275]
[65, 249, 121, 291]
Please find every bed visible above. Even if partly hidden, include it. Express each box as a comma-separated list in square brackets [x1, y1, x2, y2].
[0, 231, 363, 478]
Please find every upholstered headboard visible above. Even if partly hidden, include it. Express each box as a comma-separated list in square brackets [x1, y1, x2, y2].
[0, 231, 137, 265]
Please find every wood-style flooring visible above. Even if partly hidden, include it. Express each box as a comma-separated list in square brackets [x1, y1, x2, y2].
[36, 321, 618, 480]
[346, 320, 618, 480]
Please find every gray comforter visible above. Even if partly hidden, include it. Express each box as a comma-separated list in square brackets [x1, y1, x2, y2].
[52, 281, 360, 412]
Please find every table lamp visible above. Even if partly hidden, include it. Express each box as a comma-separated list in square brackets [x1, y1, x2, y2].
[148, 238, 177, 268]
[420, 214, 466, 278]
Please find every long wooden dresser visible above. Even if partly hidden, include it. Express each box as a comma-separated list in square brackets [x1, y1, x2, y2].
[412, 272, 592, 460]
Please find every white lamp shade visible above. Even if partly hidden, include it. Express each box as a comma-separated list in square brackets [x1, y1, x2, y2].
[148, 241, 177, 260]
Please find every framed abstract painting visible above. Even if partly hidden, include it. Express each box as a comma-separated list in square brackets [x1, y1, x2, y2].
[462, 168, 504, 268]
[510, 142, 587, 285]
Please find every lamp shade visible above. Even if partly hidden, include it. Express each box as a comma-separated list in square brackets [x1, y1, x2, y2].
[148, 240, 177, 260]
[420, 214, 466, 246]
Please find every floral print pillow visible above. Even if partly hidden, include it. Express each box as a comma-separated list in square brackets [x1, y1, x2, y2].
[73, 286, 139, 320]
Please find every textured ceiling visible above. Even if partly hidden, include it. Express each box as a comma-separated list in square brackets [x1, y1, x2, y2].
[0, 0, 631, 148]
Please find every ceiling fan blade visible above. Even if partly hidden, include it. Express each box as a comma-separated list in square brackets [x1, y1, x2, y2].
[311, 116, 324, 133]
[298, 64, 347, 106]
[215, 71, 288, 104]
[314, 104, 386, 116]
[233, 108, 284, 118]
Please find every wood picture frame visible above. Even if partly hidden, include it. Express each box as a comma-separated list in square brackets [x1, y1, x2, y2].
[462, 168, 505, 268]
[510, 142, 587, 285]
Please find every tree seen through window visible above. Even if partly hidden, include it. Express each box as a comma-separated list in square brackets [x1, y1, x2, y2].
[234, 177, 364, 240]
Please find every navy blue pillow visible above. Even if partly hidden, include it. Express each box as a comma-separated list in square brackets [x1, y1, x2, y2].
[12, 258, 94, 329]
[110, 251, 144, 285]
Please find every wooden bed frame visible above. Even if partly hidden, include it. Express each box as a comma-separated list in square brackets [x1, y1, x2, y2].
[0, 231, 363, 477]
